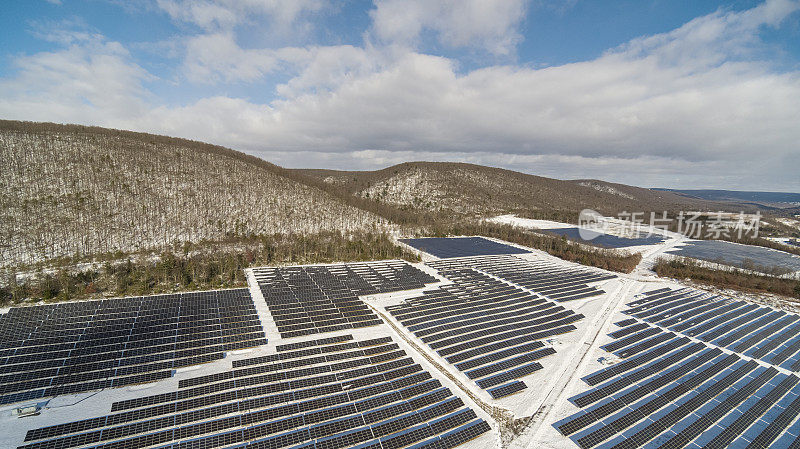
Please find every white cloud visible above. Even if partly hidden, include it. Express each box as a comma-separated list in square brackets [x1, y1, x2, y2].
[182, 32, 279, 83]
[156, 0, 325, 31]
[163, 0, 334, 84]
[369, 0, 529, 56]
[181, 34, 379, 87]
[29, 17, 100, 45]
[2, 0, 800, 191]
[275, 46, 380, 97]
[0, 33, 151, 124]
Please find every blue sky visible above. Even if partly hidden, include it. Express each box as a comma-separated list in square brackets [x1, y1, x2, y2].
[1, 0, 799, 191]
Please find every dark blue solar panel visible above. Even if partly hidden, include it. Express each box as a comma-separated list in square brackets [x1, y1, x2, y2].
[559, 286, 800, 449]
[400, 237, 530, 258]
[539, 228, 665, 248]
[666, 239, 800, 273]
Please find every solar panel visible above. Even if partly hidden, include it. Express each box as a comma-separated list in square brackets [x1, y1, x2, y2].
[0, 289, 266, 406]
[427, 254, 614, 303]
[253, 261, 437, 338]
[558, 286, 800, 449]
[385, 266, 584, 396]
[400, 237, 530, 258]
[487, 380, 527, 399]
[19, 335, 490, 449]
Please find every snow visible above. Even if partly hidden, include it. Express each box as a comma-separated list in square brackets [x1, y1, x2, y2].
[3, 232, 799, 449]
[576, 182, 635, 200]
[0, 263, 497, 449]
[385, 230, 800, 448]
[488, 214, 575, 230]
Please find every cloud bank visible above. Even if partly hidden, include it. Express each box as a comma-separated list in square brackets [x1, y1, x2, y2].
[1, 0, 799, 190]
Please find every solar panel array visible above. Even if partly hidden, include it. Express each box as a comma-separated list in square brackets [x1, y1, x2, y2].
[556, 287, 800, 448]
[0, 289, 265, 406]
[386, 268, 583, 399]
[19, 335, 491, 449]
[623, 287, 800, 370]
[539, 228, 665, 248]
[427, 255, 615, 302]
[253, 261, 437, 339]
[400, 237, 530, 259]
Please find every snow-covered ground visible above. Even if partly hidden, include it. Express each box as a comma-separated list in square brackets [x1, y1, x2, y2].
[488, 215, 575, 230]
[3, 229, 800, 449]
[386, 231, 800, 448]
[0, 264, 497, 449]
[767, 236, 800, 248]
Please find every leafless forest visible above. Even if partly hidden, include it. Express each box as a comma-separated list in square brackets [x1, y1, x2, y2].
[3, 121, 797, 304]
[0, 121, 383, 267]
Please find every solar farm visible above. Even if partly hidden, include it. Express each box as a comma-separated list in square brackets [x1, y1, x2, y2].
[556, 287, 800, 449]
[3, 236, 800, 449]
[539, 228, 666, 249]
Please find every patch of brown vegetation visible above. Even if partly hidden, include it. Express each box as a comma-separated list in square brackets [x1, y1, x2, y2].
[654, 257, 800, 299]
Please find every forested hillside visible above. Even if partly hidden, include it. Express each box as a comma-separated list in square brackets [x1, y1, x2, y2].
[1, 121, 788, 304]
[299, 162, 739, 217]
[0, 121, 384, 267]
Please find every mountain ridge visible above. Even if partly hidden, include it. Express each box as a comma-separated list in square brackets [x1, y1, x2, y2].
[0, 120, 386, 267]
[296, 162, 747, 217]
[1, 121, 767, 268]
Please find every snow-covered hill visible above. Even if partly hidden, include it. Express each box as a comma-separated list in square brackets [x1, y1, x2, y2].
[0, 121, 384, 266]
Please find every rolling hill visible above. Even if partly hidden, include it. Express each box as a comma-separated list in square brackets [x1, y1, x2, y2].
[297, 162, 743, 217]
[0, 121, 384, 267]
[1, 121, 763, 269]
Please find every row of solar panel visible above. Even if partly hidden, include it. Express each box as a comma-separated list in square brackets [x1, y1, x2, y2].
[1, 330, 263, 378]
[558, 314, 800, 448]
[426, 255, 614, 302]
[0, 307, 259, 347]
[181, 338, 395, 389]
[1, 311, 258, 338]
[1, 299, 256, 322]
[0, 289, 267, 406]
[0, 330, 264, 381]
[1, 290, 253, 323]
[387, 268, 583, 398]
[26, 342, 419, 439]
[400, 236, 531, 259]
[0, 344, 265, 406]
[0, 320, 260, 352]
[1, 321, 262, 368]
[254, 261, 436, 338]
[427, 254, 611, 279]
[0, 336, 268, 398]
[1, 290, 257, 346]
[21, 336, 490, 449]
[624, 287, 800, 370]
[0, 317, 261, 363]
[278, 320, 385, 340]
[268, 307, 372, 323]
[112, 347, 416, 412]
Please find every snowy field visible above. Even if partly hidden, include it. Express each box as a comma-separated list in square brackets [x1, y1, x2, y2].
[3, 229, 800, 449]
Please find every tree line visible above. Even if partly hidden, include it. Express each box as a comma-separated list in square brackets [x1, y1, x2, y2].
[1, 231, 419, 306]
[419, 221, 642, 273]
[654, 257, 800, 299]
